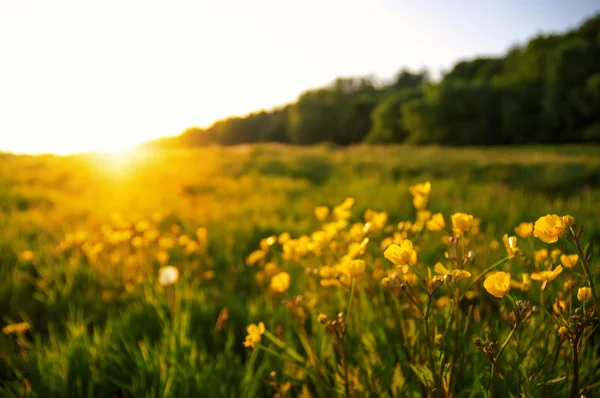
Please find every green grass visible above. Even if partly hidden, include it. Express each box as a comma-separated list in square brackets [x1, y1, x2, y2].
[1, 144, 599, 397]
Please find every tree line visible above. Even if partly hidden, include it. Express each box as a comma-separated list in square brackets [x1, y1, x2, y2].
[145, 14, 600, 148]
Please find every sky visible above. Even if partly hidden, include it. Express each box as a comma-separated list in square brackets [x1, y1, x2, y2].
[1, 0, 599, 155]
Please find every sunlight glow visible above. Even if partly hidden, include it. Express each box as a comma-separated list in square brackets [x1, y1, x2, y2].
[0, 0, 596, 155]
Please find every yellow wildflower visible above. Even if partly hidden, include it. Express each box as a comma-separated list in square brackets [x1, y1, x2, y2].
[270, 272, 290, 293]
[434, 262, 471, 281]
[196, 227, 208, 247]
[2, 322, 30, 335]
[157, 250, 169, 264]
[158, 237, 175, 249]
[551, 249, 562, 260]
[489, 240, 500, 250]
[203, 270, 216, 280]
[560, 254, 578, 269]
[510, 273, 532, 291]
[384, 240, 417, 267]
[502, 234, 520, 258]
[412, 195, 427, 210]
[451, 213, 474, 234]
[535, 249, 548, 263]
[246, 249, 266, 266]
[178, 234, 190, 246]
[577, 287, 592, 302]
[562, 215, 575, 227]
[135, 220, 150, 232]
[243, 322, 265, 349]
[19, 250, 34, 262]
[533, 214, 566, 243]
[483, 272, 511, 298]
[530, 265, 563, 283]
[314, 206, 330, 221]
[278, 232, 291, 245]
[426, 213, 446, 232]
[317, 314, 329, 325]
[409, 181, 431, 198]
[344, 259, 366, 277]
[553, 300, 567, 314]
[514, 222, 533, 239]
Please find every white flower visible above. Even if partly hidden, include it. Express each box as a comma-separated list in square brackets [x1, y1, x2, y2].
[158, 266, 179, 286]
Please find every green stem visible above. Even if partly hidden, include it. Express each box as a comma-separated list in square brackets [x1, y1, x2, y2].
[570, 335, 580, 398]
[344, 277, 356, 334]
[490, 362, 496, 398]
[561, 237, 599, 310]
[494, 294, 520, 362]
[263, 330, 306, 364]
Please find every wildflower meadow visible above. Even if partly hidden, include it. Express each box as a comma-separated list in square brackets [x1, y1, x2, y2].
[1, 144, 600, 397]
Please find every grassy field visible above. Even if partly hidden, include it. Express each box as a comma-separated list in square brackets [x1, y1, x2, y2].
[1, 144, 600, 397]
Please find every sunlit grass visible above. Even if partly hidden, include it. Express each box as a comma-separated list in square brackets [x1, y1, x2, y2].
[0, 144, 599, 396]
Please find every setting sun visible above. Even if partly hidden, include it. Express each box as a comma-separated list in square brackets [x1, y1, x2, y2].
[3, 1, 596, 154]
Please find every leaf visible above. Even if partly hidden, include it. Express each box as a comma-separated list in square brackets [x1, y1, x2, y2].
[536, 375, 566, 387]
[409, 363, 435, 390]
[391, 362, 405, 395]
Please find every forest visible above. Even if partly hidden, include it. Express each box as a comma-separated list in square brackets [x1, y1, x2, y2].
[144, 14, 600, 148]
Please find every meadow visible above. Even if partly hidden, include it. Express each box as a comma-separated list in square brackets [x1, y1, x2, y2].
[1, 144, 600, 397]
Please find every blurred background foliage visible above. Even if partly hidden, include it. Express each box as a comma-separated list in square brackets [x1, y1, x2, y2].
[143, 14, 600, 149]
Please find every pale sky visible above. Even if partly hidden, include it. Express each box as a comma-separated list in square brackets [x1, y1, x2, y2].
[1, 0, 599, 154]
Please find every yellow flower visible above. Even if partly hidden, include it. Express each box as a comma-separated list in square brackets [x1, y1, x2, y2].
[2, 322, 30, 335]
[489, 240, 500, 250]
[278, 232, 291, 245]
[19, 250, 34, 262]
[483, 271, 511, 298]
[384, 240, 417, 267]
[409, 181, 431, 198]
[270, 272, 290, 293]
[560, 254, 579, 269]
[535, 249, 548, 263]
[533, 214, 566, 243]
[243, 322, 265, 349]
[562, 215, 575, 228]
[246, 249, 266, 266]
[502, 234, 519, 259]
[426, 213, 446, 232]
[513, 222, 533, 239]
[158, 266, 179, 286]
[345, 259, 366, 278]
[530, 265, 563, 283]
[453, 269, 472, 281]
[434, 262, 471, 281]
[551, 249, 562, 260]
[577, 287, 592, 302]
[158, 237, 175, 249]
[196, 227, 208, 246]
[510, 273, 532, 291]
[412, 195, 427, 210]
[317, 314, 329, 325]
[451, 213, 474, 234]
[558, 326, 569, 337]
[157, 250, 169, 264]
[314, 206, 330, 222]
[553, 300, 567, 314]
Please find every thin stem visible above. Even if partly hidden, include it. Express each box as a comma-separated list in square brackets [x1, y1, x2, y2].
[449, 286, 460, 395]
[344, 277, 357, 334]
[490, 362, 496, 398]
[494, 295, 520, 362]
[570, 335, 580, 398]
[562, 236, 599, 310]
